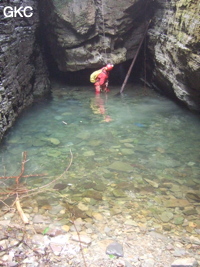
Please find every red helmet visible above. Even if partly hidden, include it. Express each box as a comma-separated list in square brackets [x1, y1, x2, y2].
[105, 64, 114, 71]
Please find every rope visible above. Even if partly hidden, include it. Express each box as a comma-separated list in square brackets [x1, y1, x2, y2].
[101, 0, 108, 64]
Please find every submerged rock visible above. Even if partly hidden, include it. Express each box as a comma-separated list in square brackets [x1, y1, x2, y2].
[160, 211, 174, 223]
[108, 161, 134, 172]
[173, 216, 184, 225]
[112, 189, 126, 198]
[46, 138, 60, 145]
[83, 150, 95, 156]
[82, 190, 103, 200]
[76, 131, 91, 140]
[186, 193, 200, 203]
[120, 148, 134, 155]
[144, 178, 159, 188]
[53, 184, 68, 191]
[163, 198, 190, 208]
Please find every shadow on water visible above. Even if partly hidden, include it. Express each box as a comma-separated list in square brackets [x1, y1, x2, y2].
[0, 82, 200, 237]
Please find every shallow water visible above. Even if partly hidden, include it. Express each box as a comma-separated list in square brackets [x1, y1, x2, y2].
[0, 82, 200, 236]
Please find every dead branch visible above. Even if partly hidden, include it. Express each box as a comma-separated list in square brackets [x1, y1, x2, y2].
[21, 149, 73, 198]
[0, 150, 73, 224]
[70, 215, 87, 267]
[0, 151, 47, 182]
[0, 229, 25, 252]
[15, 195, 29, 224]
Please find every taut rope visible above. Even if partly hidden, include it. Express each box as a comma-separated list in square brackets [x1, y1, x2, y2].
[101, 0, 108, 64]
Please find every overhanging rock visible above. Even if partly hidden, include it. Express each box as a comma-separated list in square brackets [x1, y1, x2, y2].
[39, 0, 153, 71]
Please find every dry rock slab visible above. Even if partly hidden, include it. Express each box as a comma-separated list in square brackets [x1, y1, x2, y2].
[171, 257, 198, 267]
[106, 241, 124, 257]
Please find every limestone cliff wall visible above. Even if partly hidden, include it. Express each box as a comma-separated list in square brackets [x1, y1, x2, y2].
[39, 0, 154, 71]
[0, 0, 50, 140]
[148, 0, 200, 111]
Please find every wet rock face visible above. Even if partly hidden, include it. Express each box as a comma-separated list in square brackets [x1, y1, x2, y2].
[148, 0, 200, 111]
[39, 0, 153, 71]
[0, 0, 50, 140]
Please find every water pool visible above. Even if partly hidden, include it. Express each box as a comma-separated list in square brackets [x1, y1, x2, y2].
[0, 82, 199, 239]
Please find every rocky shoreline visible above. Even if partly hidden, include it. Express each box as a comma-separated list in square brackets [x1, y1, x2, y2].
[0, 192, 199, 267]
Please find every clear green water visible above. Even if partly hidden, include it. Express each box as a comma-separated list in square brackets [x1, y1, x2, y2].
[0, 83, 200, 234]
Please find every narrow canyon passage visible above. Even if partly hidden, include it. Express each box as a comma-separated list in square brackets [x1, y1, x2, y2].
[0, 0, 199, 265]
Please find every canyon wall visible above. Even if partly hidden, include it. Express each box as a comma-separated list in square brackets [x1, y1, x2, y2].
[0, 0, 50, 140]
[148, 0, 200, 111]
[39, 0, 153, 71]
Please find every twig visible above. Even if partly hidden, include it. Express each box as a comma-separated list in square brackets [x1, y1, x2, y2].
[0, 151, 47, 182]
[21, 149, 73, 197]
[1, 173, 47, 180]
[0, 199, 15, 214]
[70, 216, 87, 267]
[0, 150, 73, 224]
[0, 230, 25, 252]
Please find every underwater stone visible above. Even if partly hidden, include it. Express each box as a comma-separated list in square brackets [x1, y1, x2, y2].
[119, 138, 134, 143]
[88, 140, 103, 146]
[108, 161, 134, 172]
[112, 189, 126, 198]
[124, 143, 134, 148]
[45, 138, 60, 145]
[163, 198, 190, 208]
[76, 131, 91, 140]
[53, 184, 68, 191]
[120, 148, 134, 155]
[160, 211, 174, 223]
[82, 190, 102, 200]
[93, 182, 106, 192]
[186, 193, 200, 202]
[144, 178, 159, 188]
[77, 202, 89, 211]
[173, 216, 184, 225]
[32, 139, 46, 147]
[83, 150, 95, 156]
[183, 208, 197, 216]
[47, 150, 62, 157]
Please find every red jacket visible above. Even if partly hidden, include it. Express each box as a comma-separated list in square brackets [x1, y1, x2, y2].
[96, 68, 109, 85]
